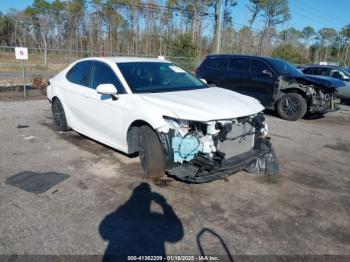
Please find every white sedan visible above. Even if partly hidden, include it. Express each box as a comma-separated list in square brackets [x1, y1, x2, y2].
[47, 57, 278, 183]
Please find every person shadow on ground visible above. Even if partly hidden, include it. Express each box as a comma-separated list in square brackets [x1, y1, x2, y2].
[99, 183, 184, 261]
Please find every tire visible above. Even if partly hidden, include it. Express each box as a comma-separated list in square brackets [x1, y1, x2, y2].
[208, 83, 218, 87]
[139, 125, 165, 179]
[52, 98, 69, 131]
[276, 93, 307, 121]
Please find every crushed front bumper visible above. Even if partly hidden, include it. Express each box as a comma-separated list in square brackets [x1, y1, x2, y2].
[166, 138, 279, 183]
[309, 93, 340, 114]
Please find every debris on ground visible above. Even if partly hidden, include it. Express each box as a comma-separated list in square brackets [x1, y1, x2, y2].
[17, 124, 29, 129]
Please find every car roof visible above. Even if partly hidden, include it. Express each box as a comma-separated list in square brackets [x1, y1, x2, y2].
[207, 54, 276, 60]
[206, 54, 285, 64]
[76, 56, 171, 63]
[304, 64, 344, 69]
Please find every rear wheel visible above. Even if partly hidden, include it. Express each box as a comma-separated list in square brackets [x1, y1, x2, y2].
[52, 98, 69, 131]
[276, 93, 307, 121]
[139, 125, 165, 179]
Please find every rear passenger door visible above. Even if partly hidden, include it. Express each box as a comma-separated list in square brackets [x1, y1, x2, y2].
[248, 59, 277, 106]
[220, 57, 251, 93]
[64, 60, 94, 130]
[200, 57, 228, 86]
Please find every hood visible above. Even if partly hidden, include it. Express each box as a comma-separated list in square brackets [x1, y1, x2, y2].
[303, 74, 346, 88]
[285, 74, 345, 89]
[139, 87, 264, 122]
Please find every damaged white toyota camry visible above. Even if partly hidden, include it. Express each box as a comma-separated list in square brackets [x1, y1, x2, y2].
[47, 57, 279, 183]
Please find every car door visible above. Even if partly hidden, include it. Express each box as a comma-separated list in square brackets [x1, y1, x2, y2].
[63, 60, 94, 131]
[221, 57, 250, 93]
[80, 61, 128, 149]
[247, 59, 277, 106]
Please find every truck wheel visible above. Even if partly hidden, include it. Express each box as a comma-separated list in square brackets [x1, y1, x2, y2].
[52, 98, 69, 131]
[139, 125, 165, 179]
[276, 93, 307, 121]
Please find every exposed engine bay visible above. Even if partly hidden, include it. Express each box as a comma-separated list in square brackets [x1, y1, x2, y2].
[158, 113, 278, 183]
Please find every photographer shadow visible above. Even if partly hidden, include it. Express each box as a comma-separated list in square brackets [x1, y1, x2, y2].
[99, 183, 183, 261]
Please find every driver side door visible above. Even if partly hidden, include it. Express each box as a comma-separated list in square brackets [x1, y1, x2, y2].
[248, 59, 277, 106]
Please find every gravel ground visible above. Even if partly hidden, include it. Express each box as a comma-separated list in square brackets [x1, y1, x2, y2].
[0, 100, 349, 258]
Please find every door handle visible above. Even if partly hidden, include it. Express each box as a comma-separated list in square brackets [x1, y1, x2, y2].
[83, 93, 91, 98]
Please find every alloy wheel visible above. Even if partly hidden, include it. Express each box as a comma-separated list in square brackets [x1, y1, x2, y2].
[281, 97, 300, 118]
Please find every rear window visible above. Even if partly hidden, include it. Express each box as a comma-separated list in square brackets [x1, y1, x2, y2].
[228, 58, 250, 72]
[66, 61, 93, 87]
[205, 57, 228, 69]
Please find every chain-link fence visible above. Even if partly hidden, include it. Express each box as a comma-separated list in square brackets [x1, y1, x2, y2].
[0, 46, 202, 100]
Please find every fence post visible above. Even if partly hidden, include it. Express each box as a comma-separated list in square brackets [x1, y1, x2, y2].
[21, 60, 27, 99]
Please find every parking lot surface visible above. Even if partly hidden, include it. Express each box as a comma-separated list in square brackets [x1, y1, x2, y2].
[0, 100, 350, 256]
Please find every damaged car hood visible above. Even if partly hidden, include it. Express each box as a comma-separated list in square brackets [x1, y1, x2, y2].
[139, 87, 264, 121]
[284, 74, 345, 89]
[303, 75, 346, 88]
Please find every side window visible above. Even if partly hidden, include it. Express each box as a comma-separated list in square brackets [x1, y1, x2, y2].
[313, 67, 330, 76]
[250, 60, 271, 74]
[66, 61, 93, 87]
[228, 58, 250, 72]
[330, 69, 346, 80]
[302, 67, 313, 74]
[206, 57, 228, 69]
[92, 62, 124, 93]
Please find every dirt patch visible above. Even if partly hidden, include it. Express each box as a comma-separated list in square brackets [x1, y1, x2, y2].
[270, 133, 292, 140]
[288, 171, 342, 193]
[255, 175, 283, 185]
[324, 225, 350, 245]
[324, 142, 350, 153]
[76, 180, 88, 190]
[152, 178, 174, 187]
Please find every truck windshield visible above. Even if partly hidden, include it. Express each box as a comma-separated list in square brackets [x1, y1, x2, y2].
[270, 58, 303, 76]
[117, 62, 207, 93]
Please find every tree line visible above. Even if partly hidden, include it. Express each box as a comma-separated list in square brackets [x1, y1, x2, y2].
[0, 0, 349, 66]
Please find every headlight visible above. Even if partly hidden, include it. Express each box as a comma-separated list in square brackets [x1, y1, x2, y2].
[306, 87, 316, 95]
[163, 116, 190, 137]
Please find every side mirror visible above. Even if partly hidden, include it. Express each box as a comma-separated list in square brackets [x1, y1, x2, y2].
[200, 78, 207, 84]
[262, 69, 273, 77]
[342, 76, 350, 82]
[96, 84, 118, 95]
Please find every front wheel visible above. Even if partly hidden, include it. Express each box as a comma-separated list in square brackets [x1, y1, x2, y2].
[139, 125, 165, 179]
[276, 93, 307, 121]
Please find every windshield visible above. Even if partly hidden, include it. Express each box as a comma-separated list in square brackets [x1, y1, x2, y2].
[269, 58, 303, 76]
[117, 62, 207, 93]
